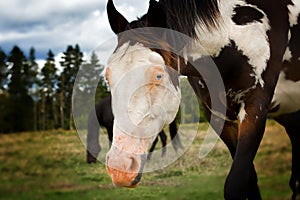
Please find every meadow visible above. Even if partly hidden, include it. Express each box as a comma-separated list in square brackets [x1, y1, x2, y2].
[0, 120, 292, 200]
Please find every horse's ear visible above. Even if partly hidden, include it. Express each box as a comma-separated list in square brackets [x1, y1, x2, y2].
[107, 0, 129, 34]
[147, 0, 167, 27]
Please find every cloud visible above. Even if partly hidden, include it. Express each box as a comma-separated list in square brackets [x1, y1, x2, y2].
[0, 0, 105, 26]
[0, 0, 149, 61]
[113, 0, 149, 20]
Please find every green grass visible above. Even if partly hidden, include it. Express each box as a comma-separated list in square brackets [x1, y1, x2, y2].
[0, 121, 293, 199]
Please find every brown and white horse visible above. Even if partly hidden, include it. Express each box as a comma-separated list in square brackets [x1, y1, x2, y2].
[104, 0, 300, 199]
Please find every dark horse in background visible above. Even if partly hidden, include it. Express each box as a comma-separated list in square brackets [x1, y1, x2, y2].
[104, 0, 300, 199]
[86, 95, 182, 163]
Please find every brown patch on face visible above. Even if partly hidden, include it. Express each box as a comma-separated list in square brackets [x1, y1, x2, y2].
[146, 66, 165, 83]
[105, 68, 112, 86]
[145, 66, 165, 92]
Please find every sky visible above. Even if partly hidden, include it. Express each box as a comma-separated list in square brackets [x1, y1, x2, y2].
[0, 0, 149, 65]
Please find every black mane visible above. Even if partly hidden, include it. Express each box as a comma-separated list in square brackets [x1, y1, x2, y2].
[126, 0, 220, 39]
[159, 0, 220, 38]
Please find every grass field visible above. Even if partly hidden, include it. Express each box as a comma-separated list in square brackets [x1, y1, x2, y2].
[0, 120, 293, 199]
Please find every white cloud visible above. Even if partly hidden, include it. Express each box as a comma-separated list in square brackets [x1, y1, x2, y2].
[0, 0, 104, 24]
[0, 0, 149, 63]
[114, 0, 149, 20]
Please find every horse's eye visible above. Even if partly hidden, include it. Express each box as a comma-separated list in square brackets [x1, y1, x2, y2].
[156, 74, 163, 80]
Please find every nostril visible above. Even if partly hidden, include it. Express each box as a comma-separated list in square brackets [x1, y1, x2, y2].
[128, 156, 139, 172]
[107, 152, 140, 173]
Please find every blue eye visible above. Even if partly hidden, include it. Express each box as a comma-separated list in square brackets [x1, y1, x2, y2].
[156, 74, 163, 80]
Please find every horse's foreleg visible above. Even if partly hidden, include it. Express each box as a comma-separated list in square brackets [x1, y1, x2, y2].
[147, 136, 159, 160]
[220, 121, 261, 200]
[224, 104, 267, 200]
[169, 119, 183, 152]
[275, 112, 300, 200]
[289, 133, 300, 200]
[87, 111, 101, 163]
[159, 130, 167, 157]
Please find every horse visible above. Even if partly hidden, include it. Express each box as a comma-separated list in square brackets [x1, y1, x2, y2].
[86, 95, 182, 163]
[104, 0, 300, 199]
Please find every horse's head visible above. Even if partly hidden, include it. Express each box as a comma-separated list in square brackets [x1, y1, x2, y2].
[105, 0, 181, 187]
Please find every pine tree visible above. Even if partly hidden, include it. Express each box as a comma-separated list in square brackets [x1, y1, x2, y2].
[40, 50, 59, 129]
[58, 44, 83, 129]
[0, 48, 7, 92]
[26, 47, 39, 131]
[0, 48, 9, 132]
[73, 52, 108, 119]
[78, 52, 107, 97]
[7, 46, 34, 132]
[8, 46, 27, 96]
[25, 47, 38, 91]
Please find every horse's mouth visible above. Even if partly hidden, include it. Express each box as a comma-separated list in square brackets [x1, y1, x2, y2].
[106, 153, 147, 188]
[130, 172, 143, 187]
[129, 154, 147, 187]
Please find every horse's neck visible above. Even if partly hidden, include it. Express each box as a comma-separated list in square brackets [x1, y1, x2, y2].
[183, 0, 272, 89]
[181, 0, 238, 58]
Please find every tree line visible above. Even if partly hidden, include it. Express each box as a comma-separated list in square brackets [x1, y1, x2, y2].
[0, 45, 109, 133]
[0, 45, 207, 133]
